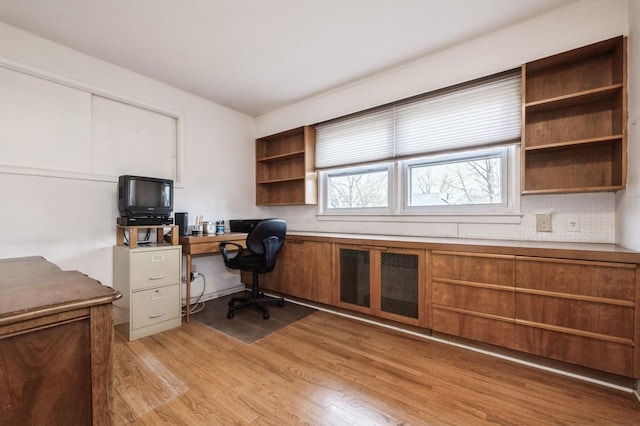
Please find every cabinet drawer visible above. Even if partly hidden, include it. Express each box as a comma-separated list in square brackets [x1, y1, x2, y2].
[514, 324, 632, 376]
[433, 307, 515, 349]
[131, 285, 180, 330]
[433, 281, 514, 318]
[130, 249, 180, 290]
[515, 257, 635, 300]
[516, 293, 633, 339]
[432, 251, 515, 286]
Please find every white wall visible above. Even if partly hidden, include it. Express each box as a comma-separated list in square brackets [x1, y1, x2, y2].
[256, 0, 628, 244]
[0, 21, 261, 299]
[616, 0, 640, 250]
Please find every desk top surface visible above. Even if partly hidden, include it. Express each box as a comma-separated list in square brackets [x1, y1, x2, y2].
[0, 256, 121, 325]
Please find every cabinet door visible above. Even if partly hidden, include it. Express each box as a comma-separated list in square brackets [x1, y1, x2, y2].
[304, 240, 334, 305]
[259, 240, 334, 304]
[515, 257, 635, 376]
[0, 315, 93, 424]
[337, 245, 373, 314]
[337, 244, 426, 326]
[431, 251, 516, 348]
[379, 249, 426, 326]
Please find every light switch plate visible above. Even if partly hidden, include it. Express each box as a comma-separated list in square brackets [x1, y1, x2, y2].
[536, 213, 552, 232]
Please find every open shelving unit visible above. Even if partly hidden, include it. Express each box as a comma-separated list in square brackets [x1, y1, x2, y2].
[521, 36, 627, 194]
[255, 125, 317, 205]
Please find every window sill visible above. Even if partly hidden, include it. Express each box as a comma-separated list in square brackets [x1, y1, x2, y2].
[316, 213, 523, 225]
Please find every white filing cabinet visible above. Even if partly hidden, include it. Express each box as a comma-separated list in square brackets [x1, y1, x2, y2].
[113, 244, 182, 340]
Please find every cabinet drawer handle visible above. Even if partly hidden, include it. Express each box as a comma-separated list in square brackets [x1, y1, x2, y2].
[149, 312, 166, 319]
[148, 275, 165, 280]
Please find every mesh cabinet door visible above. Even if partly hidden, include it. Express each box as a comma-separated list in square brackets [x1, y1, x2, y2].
[339, 248, 371, 308]
[380, 252, 419, 319]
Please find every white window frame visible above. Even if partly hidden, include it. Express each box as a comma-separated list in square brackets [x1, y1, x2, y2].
[318, 145, 521, 223]
[319, 162, 395, 215]
[401, 146, 516, 215]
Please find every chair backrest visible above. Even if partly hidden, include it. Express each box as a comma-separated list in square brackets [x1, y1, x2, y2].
[245, 218, 286, 255]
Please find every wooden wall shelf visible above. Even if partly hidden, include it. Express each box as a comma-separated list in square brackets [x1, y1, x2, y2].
[521, 36, 627, 194]
[255, 126, 317, 205]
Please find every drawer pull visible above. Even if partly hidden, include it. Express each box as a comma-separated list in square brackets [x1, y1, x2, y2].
[148, 275, 165, 280]
[149, 312, 166, 319]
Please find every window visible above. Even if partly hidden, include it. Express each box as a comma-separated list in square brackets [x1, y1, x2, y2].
[402, 146, 516, 215]
[408, 156, 502, 206]
[316, 70, 521, 219]
[321, 163, 393, 214]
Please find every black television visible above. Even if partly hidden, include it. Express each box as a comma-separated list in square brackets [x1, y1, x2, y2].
[117, 175, 174, 226]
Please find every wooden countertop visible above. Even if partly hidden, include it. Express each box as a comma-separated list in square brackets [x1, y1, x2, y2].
[286, 231, 640, 264]
[0, 256, 121, 326]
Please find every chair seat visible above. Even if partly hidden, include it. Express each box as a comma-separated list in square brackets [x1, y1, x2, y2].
[225, 254, 268, 272]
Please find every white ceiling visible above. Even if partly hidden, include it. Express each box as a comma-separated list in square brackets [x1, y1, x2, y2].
[0, 0, 580, 117]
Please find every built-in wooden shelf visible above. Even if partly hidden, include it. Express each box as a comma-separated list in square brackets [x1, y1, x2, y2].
[521, 36, 627, 194]
[255, 126, 317, 205]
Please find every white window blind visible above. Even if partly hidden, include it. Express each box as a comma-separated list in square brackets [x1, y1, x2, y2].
[315, 107, 395, 169]
[316, 71, 521, 169]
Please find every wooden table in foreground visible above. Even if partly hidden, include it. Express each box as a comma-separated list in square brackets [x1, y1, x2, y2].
[179, 232, 247, 322]
[0, 256, 122, 425]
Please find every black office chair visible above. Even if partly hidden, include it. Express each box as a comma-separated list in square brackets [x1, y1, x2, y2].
[220, 218, 286, 320]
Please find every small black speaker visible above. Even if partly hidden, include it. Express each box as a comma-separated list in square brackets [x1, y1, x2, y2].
[175, 212, 189, 236]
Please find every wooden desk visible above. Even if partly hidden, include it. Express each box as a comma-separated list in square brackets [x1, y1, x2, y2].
[179, 232, 247, 322]
[0, 256, 121, 425]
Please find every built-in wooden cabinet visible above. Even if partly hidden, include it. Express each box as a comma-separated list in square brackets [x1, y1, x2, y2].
[515, 257, 636, 377]
[255, 126, 317, 205]
[336, 244, 427, 327]
[263, 233, 640, 379]
[260, 239, 334, 304]
[431, 251, 516, 349]
[522, 36, 627, 194]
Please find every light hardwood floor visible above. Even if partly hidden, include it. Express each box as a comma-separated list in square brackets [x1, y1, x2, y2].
[111, 311, 640, 425]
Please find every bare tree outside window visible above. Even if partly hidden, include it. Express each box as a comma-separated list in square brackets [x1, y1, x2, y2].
[409, 156, 502, 206]
[328, 170, 388, 208]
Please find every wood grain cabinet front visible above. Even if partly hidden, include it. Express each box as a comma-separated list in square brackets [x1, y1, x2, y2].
[0, 256, 120, 425]
[337, 244, 427, 327]
[259, 239, 334, 305]
[431, 251, 516, 348]
[514, 257, 636, 376]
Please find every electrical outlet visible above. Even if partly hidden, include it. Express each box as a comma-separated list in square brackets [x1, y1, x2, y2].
[567, 215, 581, 232]
[536, 213, 552, 232]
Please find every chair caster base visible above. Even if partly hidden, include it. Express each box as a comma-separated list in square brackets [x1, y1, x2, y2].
[226, 295, 284, 320]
